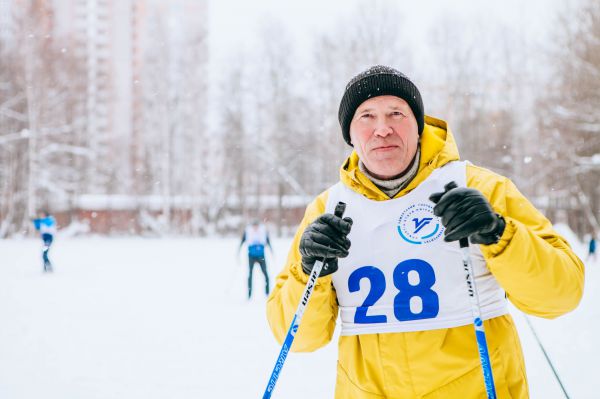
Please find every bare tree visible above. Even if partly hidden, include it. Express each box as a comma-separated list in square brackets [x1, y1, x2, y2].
[0, 1, 88, 237]
[251, 20, 311, 235]
[536, 0, 600, 235]
[178, 24, 209, 235]
[133, 3, 210, 235]
[308, 0, 415, 192]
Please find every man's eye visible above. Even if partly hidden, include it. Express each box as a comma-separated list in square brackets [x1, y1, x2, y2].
[361, 114, 373, 119]
[392, 112, 405, 117]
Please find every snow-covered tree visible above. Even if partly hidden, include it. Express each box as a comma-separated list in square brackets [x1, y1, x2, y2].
[132, 2, 209, 235]
[308, 0, 414, 193]
[0, 1, 88, 237]
[536, 0, 600, 235]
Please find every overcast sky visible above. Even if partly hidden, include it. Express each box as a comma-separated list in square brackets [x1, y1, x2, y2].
[207, 0, 581, 61]
[204, 0, 583, 124]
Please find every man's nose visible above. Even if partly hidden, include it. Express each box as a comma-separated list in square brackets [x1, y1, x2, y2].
[373, 120, 393, 137]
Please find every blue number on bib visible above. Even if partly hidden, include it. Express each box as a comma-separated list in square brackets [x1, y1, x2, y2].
[393, 259, 439, 321]
[348, 260, 439, 324]
[348, 266, 387, 324]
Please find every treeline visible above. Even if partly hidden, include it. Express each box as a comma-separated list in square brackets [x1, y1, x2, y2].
[0, 0, 598, 237]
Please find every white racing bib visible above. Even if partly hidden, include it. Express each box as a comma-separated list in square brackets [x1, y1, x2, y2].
[245, 225, 268, 246]
[39, 224, 56, 235]
[327, 161, 508, 335]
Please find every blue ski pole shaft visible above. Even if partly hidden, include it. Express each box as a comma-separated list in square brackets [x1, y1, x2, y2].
[460, 237, 497, 399]
[263, 202, 346, 399]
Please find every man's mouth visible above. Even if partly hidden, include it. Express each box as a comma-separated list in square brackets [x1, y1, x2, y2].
[372, 145, 398, 151]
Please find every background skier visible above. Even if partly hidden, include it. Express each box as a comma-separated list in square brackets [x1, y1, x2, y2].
[239, 219, 273, 299]
[31, 210, 57, 272]
[587, 235, 596, 263]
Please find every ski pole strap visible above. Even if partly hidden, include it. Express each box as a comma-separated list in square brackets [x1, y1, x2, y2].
[263, 202, 346, 399]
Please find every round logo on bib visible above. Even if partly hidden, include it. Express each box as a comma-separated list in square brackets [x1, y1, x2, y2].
[397, 203, 444, 244]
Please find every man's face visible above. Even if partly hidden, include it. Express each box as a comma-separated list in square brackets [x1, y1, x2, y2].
[349, 95, 419, 180]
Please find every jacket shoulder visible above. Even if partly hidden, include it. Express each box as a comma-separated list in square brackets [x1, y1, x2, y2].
[466, 163, 509, 186]
[303, 189, 330, 223]
[466, 163, 513, 198]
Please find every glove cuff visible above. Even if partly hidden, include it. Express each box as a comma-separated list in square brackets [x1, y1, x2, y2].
[301, 257, 338, 277]
[479, 214, 506, 244]
[301, 258, 315, 275]
[493, 214, 506, 239]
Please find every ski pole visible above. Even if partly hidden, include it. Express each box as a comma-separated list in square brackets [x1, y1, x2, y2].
[262, 201, 346, 399]
[434, 182, 497, 399]
[524, 314, 570, 398]
[460, 233, 497, 399]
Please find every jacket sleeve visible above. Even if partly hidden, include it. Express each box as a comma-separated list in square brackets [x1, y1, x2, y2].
[467, 164, 585, 318]
[266, 191, 339, 352]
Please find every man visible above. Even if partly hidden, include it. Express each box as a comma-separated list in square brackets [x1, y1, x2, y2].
[239, 219, 273, 299]
[587, 234, 596, 263]
[32, 211, 56, 272]
[267, 65, 584, 398]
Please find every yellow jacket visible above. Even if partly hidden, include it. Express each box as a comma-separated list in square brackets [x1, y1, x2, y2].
[266, 116, 584, 398]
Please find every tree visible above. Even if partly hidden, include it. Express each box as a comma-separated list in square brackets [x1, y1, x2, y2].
[426, 14, 542, 182]
[308, 0, 415, 193]
[0, 1, 88, 237]
[536, 0, 600, 235]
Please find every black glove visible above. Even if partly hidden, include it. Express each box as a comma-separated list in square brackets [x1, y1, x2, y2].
[299, 213, 353, 277]
[429, 185, 505, 245]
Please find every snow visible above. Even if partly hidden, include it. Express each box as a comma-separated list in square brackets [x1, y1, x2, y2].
[0, 231, 597, 398]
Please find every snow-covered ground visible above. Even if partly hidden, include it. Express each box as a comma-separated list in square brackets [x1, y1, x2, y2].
[0, 227, 597, 398]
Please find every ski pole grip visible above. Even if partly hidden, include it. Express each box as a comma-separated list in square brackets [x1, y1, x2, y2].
[433, 181, 469, 249]
[444, 182, 469, 248]
[319, 202, 347, 274]
[444, 181, 458, 192]
[444, 183, 468, 248]
[334, 202, 346, 219]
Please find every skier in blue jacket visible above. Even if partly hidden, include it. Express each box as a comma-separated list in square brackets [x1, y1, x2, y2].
[239, 220, 273, 298]
[32, 211, 56, 272]
[588, 235, 597, 263]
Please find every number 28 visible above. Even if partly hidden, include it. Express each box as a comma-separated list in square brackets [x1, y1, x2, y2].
[348, 259, 439, 323]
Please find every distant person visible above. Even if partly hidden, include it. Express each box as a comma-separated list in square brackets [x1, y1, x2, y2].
[32, 211, 56, 272]
[239, 220, 273, 299]
[588, 235, 597, 263]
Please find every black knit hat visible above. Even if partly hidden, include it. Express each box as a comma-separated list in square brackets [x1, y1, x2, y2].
[338, 65, 424, 146]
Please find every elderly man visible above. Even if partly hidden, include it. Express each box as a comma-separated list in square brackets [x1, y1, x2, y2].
[266, 65, 584, 398]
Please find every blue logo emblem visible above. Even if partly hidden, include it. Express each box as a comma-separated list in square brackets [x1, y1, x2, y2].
[397, 204, 444, 244]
